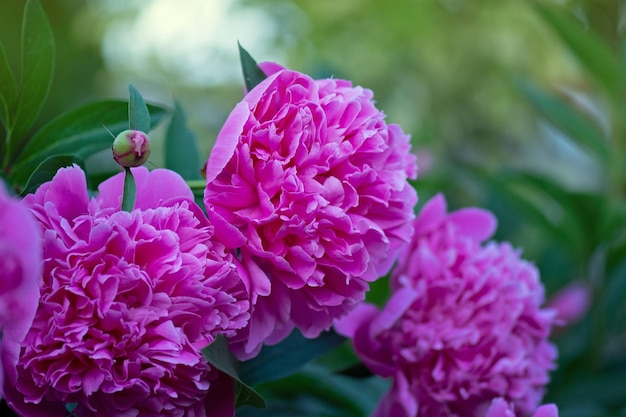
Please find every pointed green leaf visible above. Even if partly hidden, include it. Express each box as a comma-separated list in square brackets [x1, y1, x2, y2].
[239, 329, 346, 386]
[9, 0, 55, 156]
[10, 100, 169, 185]
[201, 335, 266, 409]
[535, 3, 622, 95]
[518, 78, 609, 162]
[128, 83, 151, 133]
[19, 154, 84, 196]
[165, 101, 201, 180]
[0, 43, 18, 128]
[238, 42, 267, 92]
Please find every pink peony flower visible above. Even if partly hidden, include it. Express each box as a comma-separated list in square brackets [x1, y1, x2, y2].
[0, 182, 41, 399]
[484, 398, 558, 417]
[335, 194, 557, 417]
[4, 166, 250, 417]
[204, 62, 418, 358]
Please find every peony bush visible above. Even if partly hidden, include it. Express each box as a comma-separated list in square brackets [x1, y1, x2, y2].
[10, 1, 626, 416]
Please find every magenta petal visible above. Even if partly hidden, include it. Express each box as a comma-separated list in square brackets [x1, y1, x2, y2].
[97, 167, 193, 210]
[334, 302, 379, 339]
[258, 61, 285, 76]
[448, 207, 497, 242]
[532, 404, 559, 417]
[370, 287, 418, 337]
[484, 398, 514, 417]
[204, 102, 250, 183]
[24, 164, 89, 220]
[547, 281, 591, 325]
[413, 193, 446, 236]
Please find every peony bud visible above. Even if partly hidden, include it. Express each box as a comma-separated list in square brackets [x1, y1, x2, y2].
[112, 129, 151, 167]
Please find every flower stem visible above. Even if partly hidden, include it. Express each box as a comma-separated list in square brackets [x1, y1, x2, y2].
[121, 167, 136, 212]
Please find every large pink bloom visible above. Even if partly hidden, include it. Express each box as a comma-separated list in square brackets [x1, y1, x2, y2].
[0, 182, 41, 398]
[5, 166, 250, 417]
[204, 62, 418, 358]
[336, 194, 557, 417]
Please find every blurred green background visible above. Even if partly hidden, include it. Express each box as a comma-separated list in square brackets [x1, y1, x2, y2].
[2, 1, 626, 416]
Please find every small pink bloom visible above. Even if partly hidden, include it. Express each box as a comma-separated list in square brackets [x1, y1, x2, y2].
[547, 281, 591, 326]
[5, 166, 249, 417]
[205, 63, 418, 358]
[336, 194, 557, 417]
[0, 182, 41, 399]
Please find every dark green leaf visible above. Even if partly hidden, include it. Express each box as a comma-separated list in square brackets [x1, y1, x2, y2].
[18, 154, 84, 196]
[10, 100, 169, 185]
[477, 169, 588, 258]
[238, 42, 267, 92]
[201, 335, 266, 409]
[0, 43, 18, 128]
[165, 101, 201, 180]
[518, 78, 609, 162]
[128, 83, 150, 133]
[9, 0, 55, 155]
[254, 364, 389, 417]
[121, 167, 136, 212]
[239, 329, 346, 386]
[535, 3, 622, 95]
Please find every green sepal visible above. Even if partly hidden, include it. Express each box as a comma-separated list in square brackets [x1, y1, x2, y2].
[238, 42, 267, 92]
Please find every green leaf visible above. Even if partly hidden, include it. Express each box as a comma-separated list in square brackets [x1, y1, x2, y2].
[238, 42, 267, 92]
[535, 2, 622, 95]
[254, 364, 389, 417]
[477, 169, 588, 258]
[518, 78, 609, 162]
[128, 83, 150, 133]
[9, 0, 55, 156]
[165, 101, 201, 180]
[121, 167, 136, 212]
[0, 43, 18, 128]
[18, 154, 84, 196]
[10, 100, 169, 185]
[239, 329, 346, 386]
[201, 335, 266, 409]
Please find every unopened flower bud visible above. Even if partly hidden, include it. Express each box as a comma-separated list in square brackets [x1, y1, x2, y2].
[112, 130, 151, 167]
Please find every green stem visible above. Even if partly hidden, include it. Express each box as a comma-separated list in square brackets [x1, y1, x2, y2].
[121, 167, 136, 212]
[186, 179, 206, 195]
[2, 129, 12, 170]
